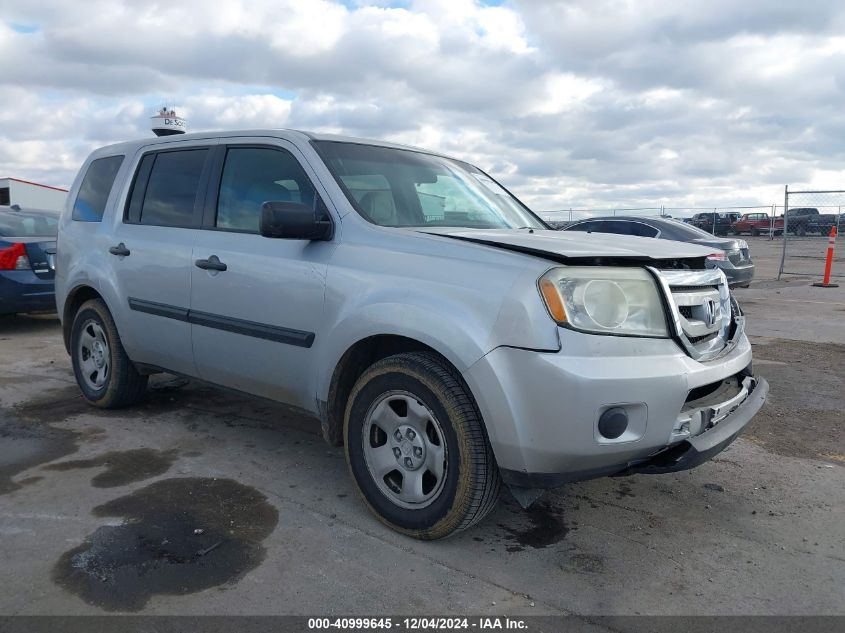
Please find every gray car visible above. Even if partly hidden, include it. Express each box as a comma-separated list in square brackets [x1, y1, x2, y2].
[55, 130, 767, 538]
[562, 216, 755, 287]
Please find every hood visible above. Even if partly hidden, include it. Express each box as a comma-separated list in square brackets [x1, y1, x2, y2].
[416, 228, 716, 263]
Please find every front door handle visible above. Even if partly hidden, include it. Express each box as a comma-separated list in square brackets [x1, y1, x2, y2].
[194, 255, 227, 272]
[108, 243, 130, 257]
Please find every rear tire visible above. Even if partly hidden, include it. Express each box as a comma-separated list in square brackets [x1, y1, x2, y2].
[344, 351, 500, 539]
[70, 299, 147, 408]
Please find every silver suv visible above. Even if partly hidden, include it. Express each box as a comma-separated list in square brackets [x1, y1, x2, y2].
[56, 130, 768, 539]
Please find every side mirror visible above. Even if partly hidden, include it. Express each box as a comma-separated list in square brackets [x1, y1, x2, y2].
[259, 200, 333, 240]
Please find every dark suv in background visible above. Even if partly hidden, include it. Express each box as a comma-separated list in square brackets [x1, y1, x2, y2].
[785, 208, 841, 236]
[689, 212, 741, 236]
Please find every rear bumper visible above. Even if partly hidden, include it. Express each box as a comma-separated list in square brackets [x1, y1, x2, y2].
[720, 263, 755, 287]
[0, 270, 56, 315]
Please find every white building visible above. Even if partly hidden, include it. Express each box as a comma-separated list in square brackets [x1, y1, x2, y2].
[0, 177, 68, 211]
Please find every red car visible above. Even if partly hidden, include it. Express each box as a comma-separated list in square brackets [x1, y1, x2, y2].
[731, 212, 783, 236]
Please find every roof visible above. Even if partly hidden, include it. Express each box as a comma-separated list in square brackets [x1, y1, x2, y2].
[0, 177, 68, 193]
[89, 129, 445, 160]
[571, 215, 675, 224]
[565, 215, 731, 242]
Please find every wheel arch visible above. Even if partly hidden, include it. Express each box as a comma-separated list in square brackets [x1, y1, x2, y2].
[321, 334, 474, 447]
[62, 284, 106, 354]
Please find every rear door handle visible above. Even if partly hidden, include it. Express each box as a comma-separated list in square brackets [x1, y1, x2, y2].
[194, 255, 227, 272]
[108, 243, 130, 257]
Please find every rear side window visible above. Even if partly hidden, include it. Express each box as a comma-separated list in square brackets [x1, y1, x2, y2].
[626, 222, 659, 238]
[125, 149, 208, 227]
[72, 155, 124, 222]
[591, 220, 628, 235]
[141, 150, 207, 227]
[0, 210, 58, 237]
[215, 147, 316, 232]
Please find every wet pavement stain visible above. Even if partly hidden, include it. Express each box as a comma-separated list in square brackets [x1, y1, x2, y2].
[1, 392, 83, 495]
[53, 477, 279, 612]
[43, 448, 179, 487]
[500, 503, 571, 549]
[13, 385, 92, 425]
[0, 421, 79, 495]
[12, 378, 320, 437]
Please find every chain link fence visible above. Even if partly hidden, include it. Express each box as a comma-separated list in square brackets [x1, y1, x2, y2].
[778, 188, 844, 279]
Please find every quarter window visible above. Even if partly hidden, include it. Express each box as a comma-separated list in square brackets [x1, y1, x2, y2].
[627, 222, 659, 238]
[216, 147, 316, 232]
[72, 155, 124, 222]
[136, 149, 208, 227]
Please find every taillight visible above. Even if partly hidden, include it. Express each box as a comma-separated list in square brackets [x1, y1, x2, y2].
[0, 243, 31, 270]
[707, 252, 727, 261]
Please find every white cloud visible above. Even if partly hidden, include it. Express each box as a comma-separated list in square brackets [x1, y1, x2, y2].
[1, 0, 844, 213]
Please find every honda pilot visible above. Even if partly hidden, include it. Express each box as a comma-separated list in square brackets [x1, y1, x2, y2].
[55, 130, 768, 538]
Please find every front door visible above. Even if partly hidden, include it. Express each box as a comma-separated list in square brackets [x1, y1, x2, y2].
[189, 142, 335, 410]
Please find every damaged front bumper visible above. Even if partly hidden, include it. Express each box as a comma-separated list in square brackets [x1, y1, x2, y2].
[499, 372, 767, 491]
[620, 374, 768, 476]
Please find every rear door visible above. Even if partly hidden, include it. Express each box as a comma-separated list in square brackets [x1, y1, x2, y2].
[109, 141, 216, 376]
[189, 140, 336, 409]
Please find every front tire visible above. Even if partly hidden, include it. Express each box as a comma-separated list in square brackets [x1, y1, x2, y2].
[344, 352, 500, 539]
[70, 299, 147, 408]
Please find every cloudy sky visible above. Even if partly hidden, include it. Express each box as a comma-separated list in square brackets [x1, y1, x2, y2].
[1, 0, 844, 215]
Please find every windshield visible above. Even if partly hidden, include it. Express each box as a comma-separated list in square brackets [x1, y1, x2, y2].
[314, 141, 545, 230]
[0, 210, 59, 237]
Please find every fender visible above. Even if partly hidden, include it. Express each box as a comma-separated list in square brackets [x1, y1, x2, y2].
[316, 297, 489, 406]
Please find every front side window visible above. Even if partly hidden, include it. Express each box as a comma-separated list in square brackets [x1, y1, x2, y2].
[137, 149, 208, 227]
[72, 155, 124, 222]
[216, 147, 316, 232]
[314, 141, 544, 230]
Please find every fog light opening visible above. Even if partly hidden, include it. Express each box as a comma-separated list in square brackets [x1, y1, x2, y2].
[598, 407, 629, 440]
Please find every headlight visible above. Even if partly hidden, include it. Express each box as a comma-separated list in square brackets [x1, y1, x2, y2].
[539, 266, 669, 337]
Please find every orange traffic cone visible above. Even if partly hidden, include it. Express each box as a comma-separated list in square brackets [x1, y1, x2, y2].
[812, 226, 839, 288]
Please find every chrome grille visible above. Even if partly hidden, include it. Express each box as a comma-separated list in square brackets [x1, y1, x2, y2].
[649, 267, 742, 362]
